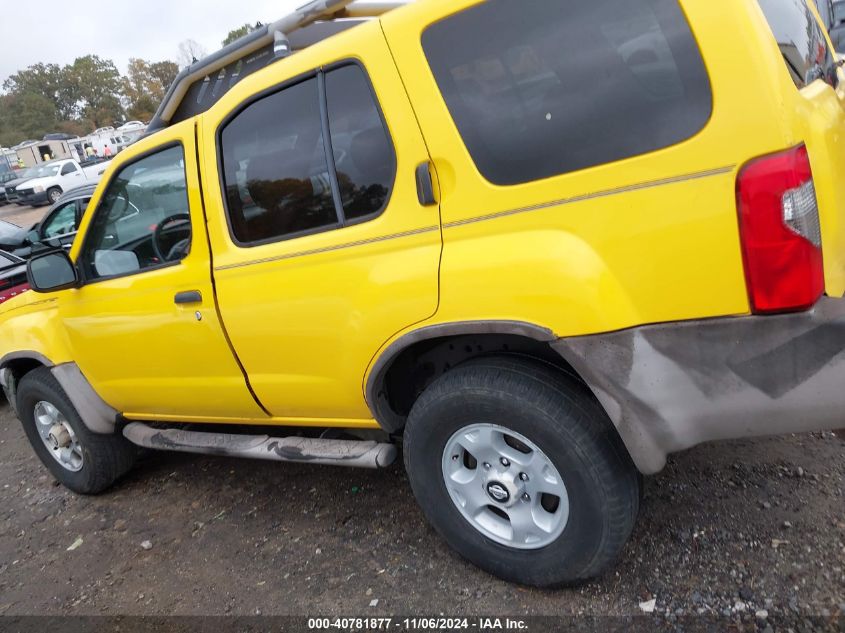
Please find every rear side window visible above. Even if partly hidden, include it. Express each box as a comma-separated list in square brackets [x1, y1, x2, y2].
[220, 64, 395, 246]
[422, 0, 712, 186]
[221, 77, 338, 244]
[758, 0, 836, 88]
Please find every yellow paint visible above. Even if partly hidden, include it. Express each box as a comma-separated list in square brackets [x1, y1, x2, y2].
[0, 0, 842, 429]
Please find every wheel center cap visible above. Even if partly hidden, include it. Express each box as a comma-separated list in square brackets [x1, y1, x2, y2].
[486, 481, 510, 503]
[48, 424, 71, 450]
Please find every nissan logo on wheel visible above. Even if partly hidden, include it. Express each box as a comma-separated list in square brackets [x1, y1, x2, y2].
[486, 482, 510, 503]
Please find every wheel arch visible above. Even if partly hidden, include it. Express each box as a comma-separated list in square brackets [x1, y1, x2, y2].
[0, 353, 118, 434]
[365, 321, 586, 432]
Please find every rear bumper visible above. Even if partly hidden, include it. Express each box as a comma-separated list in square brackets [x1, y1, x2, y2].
[553, 297, 845, 474]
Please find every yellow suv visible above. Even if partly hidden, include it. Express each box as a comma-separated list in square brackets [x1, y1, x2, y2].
[2, 0, 844, 587]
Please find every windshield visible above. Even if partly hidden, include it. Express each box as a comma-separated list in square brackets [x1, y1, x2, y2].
[32, 164, 61, 178]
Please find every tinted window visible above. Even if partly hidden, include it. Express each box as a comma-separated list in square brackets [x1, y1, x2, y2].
[325, 65, 394, 221]
[221, 77, 338, 244]
[758, 0, 836, 88]
[61, 163, 78, 175]
[82, 146, 192, 280]
[422, 0, 712, 186]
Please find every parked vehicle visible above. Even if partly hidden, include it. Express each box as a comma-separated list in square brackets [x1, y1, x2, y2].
[0, 185, 95, 259]
[14, 159, 108, 206]
[0, 219, 30, 251]
[814, 0, 835, 29]
[831, 0, 845, 51]
[3, 0, 845, 588]
[0, 171, 22, 205]
[0, 250, 29, 305]
[3, 166, 41, 204]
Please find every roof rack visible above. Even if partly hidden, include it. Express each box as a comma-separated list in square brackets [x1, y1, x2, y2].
[147, 0, 409, 133]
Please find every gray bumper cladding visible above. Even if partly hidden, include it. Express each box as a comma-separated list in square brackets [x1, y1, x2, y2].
[553, 297, 845, 474]
[123, 422, 398, 469]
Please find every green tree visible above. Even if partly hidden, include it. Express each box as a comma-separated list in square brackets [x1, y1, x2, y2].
[67, 55, 124, 127]
[222, 22, 263, 47]
[122, 58, 179, 121]
[3, 63, 78, 120]
[0, 93, 58, 147]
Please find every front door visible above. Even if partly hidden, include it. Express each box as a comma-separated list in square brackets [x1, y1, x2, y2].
[59, 121, 266, 421]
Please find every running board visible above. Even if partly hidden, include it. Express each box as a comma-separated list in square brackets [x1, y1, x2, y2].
[122, 422, 397, 469]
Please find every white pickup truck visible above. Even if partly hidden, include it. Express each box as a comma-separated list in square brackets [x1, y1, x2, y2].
[14, 159, 109, 206]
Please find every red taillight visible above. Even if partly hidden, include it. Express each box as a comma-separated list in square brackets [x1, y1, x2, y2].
[736, 145, 824, 314]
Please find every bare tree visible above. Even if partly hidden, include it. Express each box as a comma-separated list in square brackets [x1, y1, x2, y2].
[177, 39, 208, 68]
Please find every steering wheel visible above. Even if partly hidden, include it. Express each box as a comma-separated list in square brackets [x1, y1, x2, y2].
[152, 213, 191, 262]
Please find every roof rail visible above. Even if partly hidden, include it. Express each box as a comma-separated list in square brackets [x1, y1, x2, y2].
[147, 0, 409, 133]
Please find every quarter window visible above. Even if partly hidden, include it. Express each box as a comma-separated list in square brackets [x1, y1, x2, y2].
[220, 64, 395, 246]
[422, 0, 713, 186]
[82, 145, 192, 281]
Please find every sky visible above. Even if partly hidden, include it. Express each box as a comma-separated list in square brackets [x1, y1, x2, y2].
[0, 0, 315, 84]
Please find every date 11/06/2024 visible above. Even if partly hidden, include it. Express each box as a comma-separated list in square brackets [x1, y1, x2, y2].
[307, 617, 528, 631]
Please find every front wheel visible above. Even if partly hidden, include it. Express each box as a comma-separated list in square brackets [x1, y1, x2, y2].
[403, 356, 641, 587]
[16, 367, 136, 494]
[47, 187, 62, 204]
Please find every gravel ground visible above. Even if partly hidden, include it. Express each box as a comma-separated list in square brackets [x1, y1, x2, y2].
[0, 203, 48, 228]
[0, 400, 843, 623]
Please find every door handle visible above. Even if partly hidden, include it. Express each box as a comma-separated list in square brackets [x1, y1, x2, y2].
[174, 290, 202, 305]
[415, 161, 437, 206]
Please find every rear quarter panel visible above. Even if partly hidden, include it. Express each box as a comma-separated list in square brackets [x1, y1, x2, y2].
[380, 0, 801, 338]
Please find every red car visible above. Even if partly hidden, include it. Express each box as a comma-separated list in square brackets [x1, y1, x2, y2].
[0, 250, 29, 304]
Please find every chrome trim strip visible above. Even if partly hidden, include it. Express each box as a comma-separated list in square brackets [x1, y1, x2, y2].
[442, 165, 736, 229]
[214, 225, 440, 271]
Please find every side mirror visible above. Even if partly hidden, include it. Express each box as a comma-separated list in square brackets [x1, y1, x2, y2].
[27, 250, 79, 293]
[25, 229, 39, 245]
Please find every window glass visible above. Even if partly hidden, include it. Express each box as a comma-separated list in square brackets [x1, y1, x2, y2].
[82, 146, 191, 280]
[758, 0, 836, 87]
[422, 0, 712, 186]
[325, 65, 394, 221]
[42, 202, 77, 238]
[221, 77, 337, 244]
[61, 163, 78, 175]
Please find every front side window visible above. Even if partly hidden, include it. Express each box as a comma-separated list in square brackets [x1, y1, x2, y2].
[61, 163, 78, 176]
[422, 0, 712, 186]
[758, 0, 837, 88]
[82, 145, 192, 281]
[220, 64, 395, 246]
[42, 202, 78, 239]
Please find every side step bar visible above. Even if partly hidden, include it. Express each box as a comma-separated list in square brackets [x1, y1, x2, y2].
[123, 422, 397, 469]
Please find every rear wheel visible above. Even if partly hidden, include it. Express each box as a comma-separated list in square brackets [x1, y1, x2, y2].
[17, 367, 136, 494]
[403, 356, 640, 586]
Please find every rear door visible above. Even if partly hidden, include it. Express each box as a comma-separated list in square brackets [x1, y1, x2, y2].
[756, 0, 845, 296]
[201, 21, 440, 423]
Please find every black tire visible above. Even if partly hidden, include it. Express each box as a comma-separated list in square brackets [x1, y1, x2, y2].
[16, 367, 136, 495]
[403, 356, 641, 587]
[47, 187, 62, 205]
